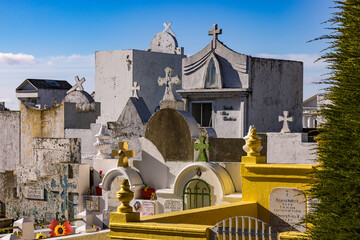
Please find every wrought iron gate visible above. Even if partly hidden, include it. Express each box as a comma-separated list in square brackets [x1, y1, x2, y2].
[182, 178, 211, 210]
[211, 216, 279, 240]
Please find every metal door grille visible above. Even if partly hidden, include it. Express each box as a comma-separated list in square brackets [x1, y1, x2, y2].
[182, 178, 211, 210]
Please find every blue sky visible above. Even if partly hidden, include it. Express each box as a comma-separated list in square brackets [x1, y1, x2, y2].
[0, 0, 335, 110]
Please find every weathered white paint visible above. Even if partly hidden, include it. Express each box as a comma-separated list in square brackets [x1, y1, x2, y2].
[266, 132, 317, 164]
[95, 49, 184, 124]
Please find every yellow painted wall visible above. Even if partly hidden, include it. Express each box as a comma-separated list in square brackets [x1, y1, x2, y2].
[110, 222, 210, 240]
[20, 103, 65, 164]
[141, 201, 258, 226]
[241, 163, 315, 224]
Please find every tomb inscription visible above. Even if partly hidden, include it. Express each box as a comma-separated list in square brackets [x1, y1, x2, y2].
[270, 187, 306, 232]
[141, 201, 155, 216]
[24, 186, 44, 200]
[164, 199, 182, 213]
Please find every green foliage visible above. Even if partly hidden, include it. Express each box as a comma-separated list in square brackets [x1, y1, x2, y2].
[307, 1, 360, 239]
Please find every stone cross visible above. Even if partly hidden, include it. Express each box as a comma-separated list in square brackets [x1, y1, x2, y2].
[131, 82, 140, 99]
[112, 142, 135, 168]
[67, 76, 85, 94]
[163, 22, 176, 37]
[279, 111, 293, 133]
[158, 67, 181, 101]
[208, 24, 222, 49]
[194, 136, 211, 162]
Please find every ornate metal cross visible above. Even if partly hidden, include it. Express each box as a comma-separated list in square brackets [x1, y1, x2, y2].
[131, 82, 140, 99]
[163, 21, 176, 37]
[208, 24, 222, 49]
[279, 111, 293, 133]
[194, 136, 211, 162]
[67, 76, 85, 94]
[158, 67, 181, 101]
[112, 142, 135, 168]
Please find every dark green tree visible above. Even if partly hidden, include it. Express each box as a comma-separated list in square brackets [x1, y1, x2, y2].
[307, 0, 360, 239]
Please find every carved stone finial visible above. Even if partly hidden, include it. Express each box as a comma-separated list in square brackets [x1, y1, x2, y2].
[116, 179, 134, 213]
[194, 136, 211, 162]
[94, 125, 111, 159]
[243, 126, 263, 157]
[112, 142, 135, 168]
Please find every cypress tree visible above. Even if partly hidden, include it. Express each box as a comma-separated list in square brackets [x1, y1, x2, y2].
[307, 0, 360, 239]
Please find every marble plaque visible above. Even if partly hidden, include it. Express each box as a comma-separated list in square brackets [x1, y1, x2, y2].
[141, 201, 155, 216]
[24, 186, 44, 200]
[270, 188, 306, 232]
[83, 196, 100, 212]
[164, 199, 182, 213]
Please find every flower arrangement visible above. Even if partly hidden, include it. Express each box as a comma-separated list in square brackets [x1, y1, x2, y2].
[48, 219, 73, 237]
[35, 233, 47, 239]
[99, 170, 103, 179]
[142, 186, 156, 199]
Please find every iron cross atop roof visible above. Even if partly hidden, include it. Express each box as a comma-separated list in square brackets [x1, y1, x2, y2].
[208, 24, 222, 49]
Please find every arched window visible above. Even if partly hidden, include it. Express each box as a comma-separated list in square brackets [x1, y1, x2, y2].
[205, 58, 217, 88]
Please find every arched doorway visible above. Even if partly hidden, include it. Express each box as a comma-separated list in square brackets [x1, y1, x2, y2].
[182, 179, 211, 210]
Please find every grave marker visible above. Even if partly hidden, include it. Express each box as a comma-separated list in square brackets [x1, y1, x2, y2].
[141, 201, 155, 216]
[164, 199, 183, 213]
[158, 67, 181, 101]
[23, 186, 44, 200]
[270, 187, 306, 232]
[194, 136, 211, 162]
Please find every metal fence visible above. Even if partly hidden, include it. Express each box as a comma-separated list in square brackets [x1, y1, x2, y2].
[211, 216, 278, 240]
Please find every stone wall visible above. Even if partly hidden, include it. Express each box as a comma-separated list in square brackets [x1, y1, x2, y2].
[0, 171, 17, 217]
[249, 57, 303, 133]
[17, 137, 81, 185]
[208, 134, 267, 162]
[0, 111, 20, 172]
[95, 49, 183, 124]
[20, 103, 65, 165]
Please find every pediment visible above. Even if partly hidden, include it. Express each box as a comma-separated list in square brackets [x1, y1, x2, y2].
[16, 80, 38, 92]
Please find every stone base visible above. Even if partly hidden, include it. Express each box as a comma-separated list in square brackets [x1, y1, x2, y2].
[241, 156, 266, 164]
[110, 211, 140, 223]
[160, 100, 184, 110]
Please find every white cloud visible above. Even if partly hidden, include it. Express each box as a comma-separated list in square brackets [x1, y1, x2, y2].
[0, 53, 36, 65]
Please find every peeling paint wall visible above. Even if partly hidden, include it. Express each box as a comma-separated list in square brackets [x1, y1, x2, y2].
[17, 137, 81, 185]
[20, 103, 65, 165]
[0, 111, 20, 172]
[0, 171, 17, 217]
[7, 163, 89, 223]
[9, 137, 89, 223]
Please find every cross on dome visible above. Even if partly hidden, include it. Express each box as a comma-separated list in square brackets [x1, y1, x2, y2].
[67, 76, 85, 94]
[163, 22, 176, 37]
[208, 24, 222, 49]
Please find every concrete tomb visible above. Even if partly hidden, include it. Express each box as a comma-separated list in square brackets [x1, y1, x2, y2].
[178, 24, 303, 138]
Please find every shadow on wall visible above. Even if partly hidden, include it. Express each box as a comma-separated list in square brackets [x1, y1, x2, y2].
[133, 151, 169, 190]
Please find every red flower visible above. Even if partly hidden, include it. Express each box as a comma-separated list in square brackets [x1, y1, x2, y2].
[48, 219, 73, 237]
[99, 170, 103, 174]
